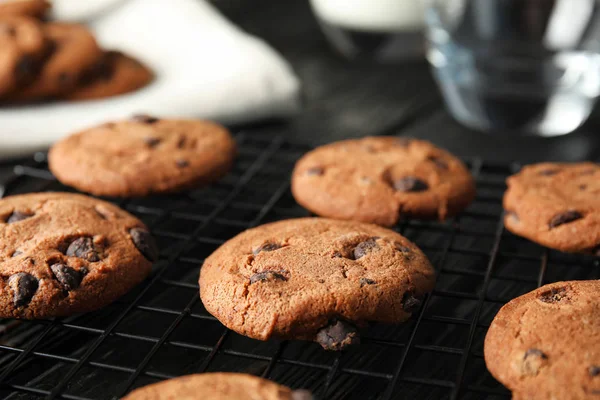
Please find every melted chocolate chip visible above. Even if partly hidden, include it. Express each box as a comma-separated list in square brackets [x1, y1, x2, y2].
[315, 320, 360, 351]
[538, 169, 560, 176]
[353, 239, 379, 259]
[253, 243, 282, 255]
[393, 177, 429, 192]
[66, 237, 100, 262]
[130, 228, 159, 262]
[539, 286, 569, 303]
[360, 278, 376, 287]
[590, 366, 600, 377]
[549, 210, 583, 229]
[291, 390, 313, 400]
[51, 263, 86, 291]
[428, 156, 448, 170]
[249, 270, 288, 284]
[6, 211, 33, 224]
[395, 243, 411, 253]
[131, 114, 159, 124]
[306, 167, 324, 176]
[8, 272, 38, 307]
[402, 291, 422, 313]
[144, 137, 161, 148]
[176, 159, 189, 168]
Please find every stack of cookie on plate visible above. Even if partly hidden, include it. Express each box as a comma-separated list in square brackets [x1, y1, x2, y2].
[0, 0, 152, 103]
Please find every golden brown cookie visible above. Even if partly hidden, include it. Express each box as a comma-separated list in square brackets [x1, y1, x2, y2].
[291, 137, 476, 226]
[64, 51, 154, 101]
[0, 0, 50, 19]
[504, 162, 600, 254]
[0, 15, 50, 97]
[484, 280, 600, 400]
[123, 373, 313, 400]
[10, 22, 102, 101]
[199, 218, 435, 350]
[0, 192, 157, 319]
[49, 115, 237, 197]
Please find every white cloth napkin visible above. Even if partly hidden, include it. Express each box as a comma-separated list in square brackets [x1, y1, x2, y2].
[0, 0, 301, 159]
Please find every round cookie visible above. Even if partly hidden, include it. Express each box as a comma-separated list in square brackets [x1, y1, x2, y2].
[123, 373, 312, 400]
[0, 192, 157, 319]
[0, 0, 50, 19]
[49, 116, 237, 197]
[291, 137, 475, 226]
[484, 280, 600, 400]
[10, 22, 102, 101]
[504, 162, 600, 254]
[64, 51, 154, 101]
[199, 218, 436, 350]
[0, 15, 50, 97]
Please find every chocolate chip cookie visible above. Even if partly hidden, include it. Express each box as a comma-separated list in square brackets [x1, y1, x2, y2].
[504, 162, 600, 254]
[199, 218, 436, 350]
[49, 116, 236, 197]
[291, 137, 476, 226]
[123, 373, 312, 400]
[484, 280, 600, 400]
[0, 0, 50, 19]
[10, 22, 102, 101]
[0, 15, 50, 97]
[0, 192, 157, 319]
[64, 51, 154, 101]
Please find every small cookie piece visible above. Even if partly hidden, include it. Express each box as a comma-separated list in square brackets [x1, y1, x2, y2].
[49, 116, 236, 197]
[199, 218, 435, 350]
[0, 0, 50, 19]
[123, 373, 312, 400]
[10, 22, 102, 101]
[64, 51, 154, 101]
[291, 137, 475, 226]
[484, 280, 600, 400]
[0, 15, 49, 97]
[0, 192, 157, 319]
[503, 162, 600, 254]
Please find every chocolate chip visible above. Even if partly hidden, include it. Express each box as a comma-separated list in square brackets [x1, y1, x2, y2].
[11, 250, 22, 258]
[331, 251, 342, 258]
[360, 278, 376, 287]
[50, 264, 86, 291]
[249, 270, 288, 284]
[131, 114, 159, 124]
[253, 242, 282, 255]
[144, 137, 161, 148]
[590, 366, 600, 377]
[353, 239, 379, 259]
[130, 228, 158, 262]
[580, 184, 588, 190]
[538, 286, 569, 303]
[66, 237, 100, 262]
[6, 211, 33, 224]
[291, 390, 313, 400]
[8, 272, 38, 307]
[539, 169, 559, 176]
[177, 136, 187, 148]
[393, 177, 428, 192]
[549, 210, 583, 229]
[521, 348, 548, 375]
[176, 159, 189, 168]
[428, 156, 448, 170]
[524, 348, 547, 359]
[14, 55, 39, 86]
[306, 167, 324, 176]
[402, 291, 422, 313]
[395, 243, 411, 253]
[316, 320, 360, 351]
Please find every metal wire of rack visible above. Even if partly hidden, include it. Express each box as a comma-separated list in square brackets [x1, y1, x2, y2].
[0, 131, 598, 400]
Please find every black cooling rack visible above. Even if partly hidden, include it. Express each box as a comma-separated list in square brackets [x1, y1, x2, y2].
[0, 131, 599, 400]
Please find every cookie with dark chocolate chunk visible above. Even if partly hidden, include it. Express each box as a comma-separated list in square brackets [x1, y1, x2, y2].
[291, 137, 475, 226]
[484, 280, 600, 400]
[48, 116, 236, 197]
[0, 192, 155, 318]
[199, 218, 435, 350]
[503, 162, 600, 254]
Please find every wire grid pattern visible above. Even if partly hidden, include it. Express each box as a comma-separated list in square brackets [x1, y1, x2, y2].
[0, 131, 599, 400]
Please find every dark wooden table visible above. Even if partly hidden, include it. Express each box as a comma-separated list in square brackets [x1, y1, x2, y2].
[215, 0, 600, 164]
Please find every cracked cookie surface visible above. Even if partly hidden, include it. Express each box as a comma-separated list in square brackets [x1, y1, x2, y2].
[199, 218, 435, 350]
[504, 162, 600, 254]
[123, 373, 313, 400]
[484, 280, 600, 400]
[49, 115, 236, 197]
[0, 192, 156, 318]
[291, 137, 476, 226]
